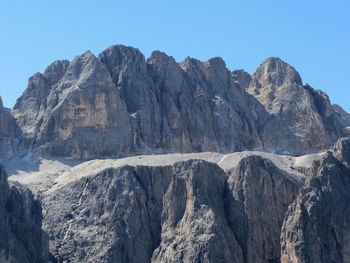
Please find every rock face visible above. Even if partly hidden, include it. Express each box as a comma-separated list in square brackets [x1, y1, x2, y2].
[151, 161, 243, 263]
[281, 137, 350, 263]
[332, 104, 350, 128]
[10, 45, 349, 159]
[227, 156, 303, 263]
[43, 160, 244, 263]
[247, 58, 346, 154]
[0, 165, 48, 263]
[0, 99, 21, 162]
[2, 44, 350, 262]
[40, 155, 306, 263]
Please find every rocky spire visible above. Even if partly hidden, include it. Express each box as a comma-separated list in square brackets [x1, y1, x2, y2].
[253, 57, 302, 86]
[0, 96, 3, 108]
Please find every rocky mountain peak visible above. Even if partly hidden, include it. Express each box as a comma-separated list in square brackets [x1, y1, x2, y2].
[179, 56, 202, 71]
[43, 59, 70, 85]
[98, 44, 147, 85]
[62, 50, 115, 90]
[4, 44, 350, 159]
[65, 50, 96, 78]
[205, 57, 227, 70]
[147, 50, 177, 68]
[2, 43, 350, 263]
[253, 57, 302, 87]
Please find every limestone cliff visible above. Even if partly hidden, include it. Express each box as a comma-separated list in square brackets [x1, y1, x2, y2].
[0, 99, 21, 161]
[9, 45, 349, 159]
[281, 138, 350, 262]
[247, 58, 346, 154]
[227, 155, 303, 263]
[0, 165, 48, 263]
[40, 154, 305, 263]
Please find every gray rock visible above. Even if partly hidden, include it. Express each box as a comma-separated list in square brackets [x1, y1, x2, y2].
[43, 160, 244, 263]
[40, 154, 310, 263]
[281, 137, 350, 262]
[13, 51, 134, 159]
[0, 164, 48, 263]
[247, 57, 347, 155]
[151, 160, 243, 263]
[0, 101, 21, 161]
[227, 155, 303, 263]
[11, 45, 349, 159]
[332, 104, 350, 127]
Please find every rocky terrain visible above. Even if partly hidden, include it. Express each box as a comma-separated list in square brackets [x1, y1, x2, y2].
[7, 45, 350, 159]
[3, 150, 309, 263]
[2, 141, 348, 263]
[0, 164, 48, 263]
[0, 44, 349, 262]
[281, 137, 350, 263]
[0, 96, 21, 161]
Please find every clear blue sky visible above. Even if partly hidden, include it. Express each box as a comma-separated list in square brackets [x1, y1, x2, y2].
[1, 1, 349, 112]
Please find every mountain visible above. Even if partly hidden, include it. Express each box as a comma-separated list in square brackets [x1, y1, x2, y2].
[8, 45, 350, 160]
[1, 44, 350, 263]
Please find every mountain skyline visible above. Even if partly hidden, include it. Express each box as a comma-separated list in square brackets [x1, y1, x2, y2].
[1, 1, 349, 112]
[2, 46, 349, 114]
[1, 43, 349, 263]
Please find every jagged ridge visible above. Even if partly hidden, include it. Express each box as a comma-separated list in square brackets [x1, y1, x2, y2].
[1, 44, 348, 160]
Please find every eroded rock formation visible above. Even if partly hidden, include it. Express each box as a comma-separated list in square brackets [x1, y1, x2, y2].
[8, 45, 349, 159]
[281, 138, 350, 263]
[0, 98, 20, 161]
[1, 44, 350, 263]
[226, 155, 303, 263]
[40, 155, 307, 263]
[0, 165, 48, 263]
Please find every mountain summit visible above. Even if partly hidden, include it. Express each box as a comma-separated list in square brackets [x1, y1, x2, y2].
[0, 44, 350, 263]
[5, 44, 349, 160]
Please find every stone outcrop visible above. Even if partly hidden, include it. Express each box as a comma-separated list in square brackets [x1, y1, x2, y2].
[247, 58, 347, 154]
[226, 155, 303, 263]
[332, 104, 350, 127]
[43, 160, 244, 263]
[0, 99, 21, 161]
[10, 45, 349, 159]
[281, 137, 350, 262]
[40, 154, 307, 263]
[0, 165, 48, 263]
[151, 161, 243, 263]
